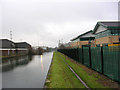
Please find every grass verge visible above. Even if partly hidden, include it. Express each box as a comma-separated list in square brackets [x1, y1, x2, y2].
[45, 51, 85, 88]
[45, 51, 120, 88]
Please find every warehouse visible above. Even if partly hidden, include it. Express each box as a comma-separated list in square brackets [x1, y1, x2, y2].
[0, 39, 16, 56]
[15, 42, 32, 55]
[0, 39, 32, 57]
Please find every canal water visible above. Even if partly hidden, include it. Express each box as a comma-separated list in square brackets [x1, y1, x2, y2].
[1, 52, 53, 88]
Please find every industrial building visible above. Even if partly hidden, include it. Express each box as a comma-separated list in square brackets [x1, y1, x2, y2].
[0, 39, 16, 56]
[0, 39, 32, 57]
[93, 22, 120, 46]
[15, 42, 32, 54]
[69, 21, 120, 48]
[70, 30, 95, 48]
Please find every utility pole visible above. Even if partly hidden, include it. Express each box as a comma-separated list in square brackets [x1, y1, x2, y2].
[10, 30, 13, 55]
[10, 30, 12, 41]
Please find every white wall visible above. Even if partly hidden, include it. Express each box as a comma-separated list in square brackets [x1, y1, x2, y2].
[95, 25, 107, 34]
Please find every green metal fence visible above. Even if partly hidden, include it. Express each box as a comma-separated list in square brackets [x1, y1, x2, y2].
[82, 46, 90, 67]
[103, 46, 120, 82]
[78, 48, 82, 63]
[91, 47, 102, 73]
[57, 46, 120, 82]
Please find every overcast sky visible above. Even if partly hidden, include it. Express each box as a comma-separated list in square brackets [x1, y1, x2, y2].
[0, 0, 119, 47]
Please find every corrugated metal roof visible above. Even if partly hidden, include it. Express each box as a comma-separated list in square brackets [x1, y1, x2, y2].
[15, 42, 31, 48]
[99, 22, 120, 27]
[0, 39, 31, 49]
[0, 39, 15, 48]
[71, 30, 95, 41]
[93, 21, 120, 34]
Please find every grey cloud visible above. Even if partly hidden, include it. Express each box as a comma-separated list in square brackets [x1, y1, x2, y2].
[1, 0, 118, 47]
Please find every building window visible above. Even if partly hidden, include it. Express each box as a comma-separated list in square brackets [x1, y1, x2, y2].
[111, 30, 120, 35]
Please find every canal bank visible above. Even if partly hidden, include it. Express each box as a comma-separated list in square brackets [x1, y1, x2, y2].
[1, 54, 29, 59]
[45, 51, 120, 88]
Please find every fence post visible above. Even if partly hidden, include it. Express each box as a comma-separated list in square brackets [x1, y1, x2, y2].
[82, 46, 84, 64]
[118, 54, 120, 82]
[89, 45, 91, 68]
[77, 48, 78, 62]
[101, 46, 104, 74]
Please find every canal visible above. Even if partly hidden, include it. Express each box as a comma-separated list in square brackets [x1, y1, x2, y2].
[1, 52, 53, 88]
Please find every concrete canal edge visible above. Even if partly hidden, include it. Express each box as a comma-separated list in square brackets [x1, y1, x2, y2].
[44, 53, 54, 88]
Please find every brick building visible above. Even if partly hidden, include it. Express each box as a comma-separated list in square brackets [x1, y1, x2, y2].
[93, 22, 120, 46]
[70, 30, 95, 48]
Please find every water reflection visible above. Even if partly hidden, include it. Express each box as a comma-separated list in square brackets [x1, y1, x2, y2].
[2, 55, 33, 72]
[40, 55, 44, 72]
[2, 52, 53, 88]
